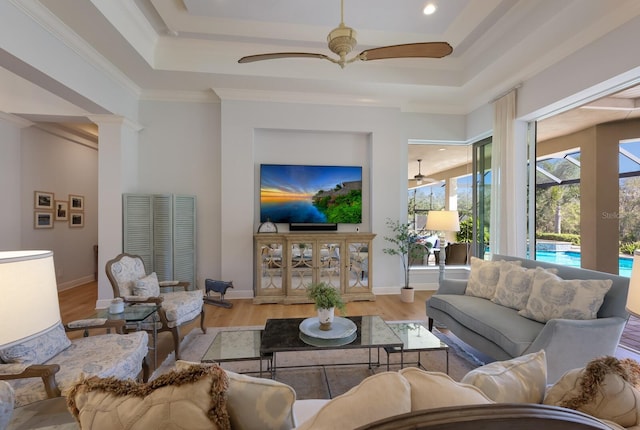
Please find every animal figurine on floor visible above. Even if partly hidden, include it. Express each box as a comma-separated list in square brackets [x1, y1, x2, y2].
[204, 279, 234, 308]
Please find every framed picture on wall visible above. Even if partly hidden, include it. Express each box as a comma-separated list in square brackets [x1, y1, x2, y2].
[70, 212, 84, 228]
[55, 200, 69, 221]
[34, 211, 53, 229]
[34, 191, 54, 210]
[69, 194, 84, 211]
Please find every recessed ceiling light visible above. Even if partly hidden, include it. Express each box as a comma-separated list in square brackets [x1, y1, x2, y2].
[423, 3, 437, 15]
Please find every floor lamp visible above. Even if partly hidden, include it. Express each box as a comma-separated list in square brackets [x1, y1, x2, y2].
[625, 250, 640, 318]
[426, 210, 460, 284]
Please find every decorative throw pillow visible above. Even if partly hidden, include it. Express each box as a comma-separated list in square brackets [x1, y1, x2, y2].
[492, 266, 558, 310]
[67, 364, 230, 430]
[399, 368, 493, 410]
[134, 272, 160, 297]
[461, 350, 547, 403]
[176, 361, 296, 430]
[465, 257, 521, 300]
[544, 356, 640, 427]
[0, 322, 71, 365]
[518, 269, 612, 323]
[296, 372, 411, 430]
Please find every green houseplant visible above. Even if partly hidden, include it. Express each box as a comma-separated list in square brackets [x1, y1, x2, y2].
[306, 282, 346, 330]
[382, 218, 428, 302]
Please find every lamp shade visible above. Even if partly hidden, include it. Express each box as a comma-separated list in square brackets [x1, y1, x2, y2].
[0, 250, 61, 347]
[425, 210, 460, 232]
[626, 250, 640, 318]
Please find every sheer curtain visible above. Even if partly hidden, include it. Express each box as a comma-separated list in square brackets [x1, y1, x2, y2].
[490, 89, 526, 257]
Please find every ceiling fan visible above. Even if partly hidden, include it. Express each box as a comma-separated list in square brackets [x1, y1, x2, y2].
[238, 0, 453, 69]
[411, 159, 435, 186]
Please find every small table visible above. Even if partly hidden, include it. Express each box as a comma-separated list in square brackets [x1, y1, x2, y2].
[384, 322, 449, 373]
[93, 304, 160, 367]
[201, 329, 271, 370]
[260, 315, 403, 377]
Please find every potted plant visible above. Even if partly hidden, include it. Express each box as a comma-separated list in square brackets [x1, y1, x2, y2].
[306, 282, 346, 330]
[382, 218, 428, 303]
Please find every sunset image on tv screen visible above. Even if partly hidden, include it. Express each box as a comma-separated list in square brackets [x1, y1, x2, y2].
[260, 164, 362, 224]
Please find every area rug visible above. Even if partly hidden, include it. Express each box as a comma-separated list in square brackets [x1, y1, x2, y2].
[151, 321, 486, 399]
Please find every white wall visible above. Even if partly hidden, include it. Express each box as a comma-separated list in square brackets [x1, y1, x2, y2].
[220, 100, 419, 294]
[19, 126, 98, 290]
[137, 100, 221, 290]
[254, 129, 371, 230]
[0, 117, 22, 250]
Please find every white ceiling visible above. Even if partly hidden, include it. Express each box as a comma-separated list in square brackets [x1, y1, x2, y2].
[3, 0, 640, 182]
[24, 0, 640, 114]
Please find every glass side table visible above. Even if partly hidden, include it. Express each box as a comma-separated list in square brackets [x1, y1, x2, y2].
[384, 322, 449, 372]
[93, 304, 160, 367]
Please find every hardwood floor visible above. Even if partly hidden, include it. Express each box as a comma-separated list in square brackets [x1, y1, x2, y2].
[58, 282, 435, 373]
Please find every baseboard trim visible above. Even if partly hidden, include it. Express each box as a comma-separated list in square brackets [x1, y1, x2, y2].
[57, 275, 95, 291]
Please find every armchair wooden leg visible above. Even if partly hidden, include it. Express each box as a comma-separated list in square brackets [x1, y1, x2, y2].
[428, 317, 434, 331]
[172, 327, 181, 360]
[42, 376, 62, 398]
[200, 309, 206, 334]
[141, 357, 150, 382]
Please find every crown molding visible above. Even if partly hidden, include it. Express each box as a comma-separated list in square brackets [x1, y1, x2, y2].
[34, 123, 98, 150]
[139, 89, 220, 103]
[212, 87, 402, 109]
[0, 112, 34, 128]
[87, 114, 143, 132]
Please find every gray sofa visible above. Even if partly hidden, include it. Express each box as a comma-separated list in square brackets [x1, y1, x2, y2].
[426, 254, 630, 383]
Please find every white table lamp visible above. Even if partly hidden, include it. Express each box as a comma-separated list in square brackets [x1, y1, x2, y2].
[426, 210, 460, 284]
[626, 250, 640, 318]
[0, 250, 61, 348]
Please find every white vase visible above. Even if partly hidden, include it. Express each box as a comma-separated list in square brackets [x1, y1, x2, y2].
[317, 307, 335, 331]
[400, 288, 415, 303]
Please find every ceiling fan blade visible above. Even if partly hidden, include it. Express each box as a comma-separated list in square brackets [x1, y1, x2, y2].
[360, 42, 453, 61]
[238, 52, 331, 63]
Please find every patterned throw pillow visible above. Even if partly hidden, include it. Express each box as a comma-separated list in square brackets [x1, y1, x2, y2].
[134, 272, 160, 297]
[0, 322, 71, 365]
[67, 364, 230, 430]
[461, 350, 547, 403]
[465, 257, 521, 300]
[492, 266, 558, 310]
[518, 269, 612, 323]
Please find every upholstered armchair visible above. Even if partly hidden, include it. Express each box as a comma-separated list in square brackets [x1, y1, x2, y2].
[105, 253, 205, 359]
[0, 319, 148, 407]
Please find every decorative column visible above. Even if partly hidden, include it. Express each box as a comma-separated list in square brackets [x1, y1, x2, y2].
[88, 115, 143, 306]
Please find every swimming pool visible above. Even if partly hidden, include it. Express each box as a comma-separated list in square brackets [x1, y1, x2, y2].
[535, 250, 633, 278]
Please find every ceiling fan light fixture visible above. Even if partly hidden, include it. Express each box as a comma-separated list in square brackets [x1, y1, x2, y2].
[327, 24, 357, 57]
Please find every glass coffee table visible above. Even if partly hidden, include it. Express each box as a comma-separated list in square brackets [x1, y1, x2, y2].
[201, 329, 272, 371]
[260, 315, 403, 377]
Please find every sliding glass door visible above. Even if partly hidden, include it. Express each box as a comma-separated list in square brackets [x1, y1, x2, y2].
[472, 138, 492, 259]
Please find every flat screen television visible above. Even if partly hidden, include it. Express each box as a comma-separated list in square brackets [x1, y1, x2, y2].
[260, 164, 362, 224]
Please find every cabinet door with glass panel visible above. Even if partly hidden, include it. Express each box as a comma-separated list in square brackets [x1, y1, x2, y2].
[345, 239, 372, 298]
[287, 240, 315, 299]
[254, 237, 286, 304]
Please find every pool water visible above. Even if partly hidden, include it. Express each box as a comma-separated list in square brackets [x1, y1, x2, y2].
[535, 250, 632, 278]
